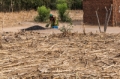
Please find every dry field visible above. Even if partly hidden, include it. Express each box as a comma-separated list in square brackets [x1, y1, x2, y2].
[0, 31, 120, 78]
[0, 10, 83, 28]
[0, 10, 120, 79]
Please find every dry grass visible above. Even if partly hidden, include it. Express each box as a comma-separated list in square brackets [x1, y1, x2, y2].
[0, 10, 37, 27]
[0, 10, 118, 79]
[0, 31, 120, 78]
[0, 10, 83, 28]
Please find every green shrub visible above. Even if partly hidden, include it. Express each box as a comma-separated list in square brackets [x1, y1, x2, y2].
[35, 6, 50, 22]
[57, 0, 71, 22]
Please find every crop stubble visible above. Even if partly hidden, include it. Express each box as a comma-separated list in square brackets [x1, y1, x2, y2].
[0, 31, 120, 79]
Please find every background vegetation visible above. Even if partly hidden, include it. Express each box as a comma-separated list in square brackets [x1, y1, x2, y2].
[57, 0, 71, 22]
[35, 6, 50, 22]
[0, 0, 83, 12]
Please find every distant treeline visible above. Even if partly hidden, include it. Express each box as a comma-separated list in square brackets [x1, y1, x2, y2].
[0, 0, 83, 12]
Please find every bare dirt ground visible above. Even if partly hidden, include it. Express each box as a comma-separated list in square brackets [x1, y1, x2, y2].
[0, 10, 120, 79]
[1, 32, 120, 78]
[1, 10, 120, 34]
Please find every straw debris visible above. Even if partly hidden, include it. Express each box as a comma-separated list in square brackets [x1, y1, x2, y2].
[0, 32, 120, 78]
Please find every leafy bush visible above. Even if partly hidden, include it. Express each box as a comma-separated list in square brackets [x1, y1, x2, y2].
[35, 6, 50, 22]
[57, 0, 71, 22]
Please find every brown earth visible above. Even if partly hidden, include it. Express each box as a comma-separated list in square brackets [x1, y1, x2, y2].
[0, 10, 120, 34]
[0, 10, 120, 79]
[0, 32, 120, 78]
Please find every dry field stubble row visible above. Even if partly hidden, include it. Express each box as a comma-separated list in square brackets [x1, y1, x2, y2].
[0, 31, 120, 78]
[0, 10, 83, 28]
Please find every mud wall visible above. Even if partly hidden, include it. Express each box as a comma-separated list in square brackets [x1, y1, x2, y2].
[113, 0, 120, 25]
[83, 0, 113, 26]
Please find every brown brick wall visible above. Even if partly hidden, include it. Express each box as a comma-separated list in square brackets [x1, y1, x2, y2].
[83, 0, 113, 26]
[113, 0, 120, 25]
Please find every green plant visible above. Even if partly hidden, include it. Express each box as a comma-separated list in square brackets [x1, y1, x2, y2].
[35, 6, 50, 22]
[59, 23, 73, 34]
[57, 0, 71, 22]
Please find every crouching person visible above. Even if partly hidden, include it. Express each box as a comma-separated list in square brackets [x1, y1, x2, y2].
[45, 14, 59, 29]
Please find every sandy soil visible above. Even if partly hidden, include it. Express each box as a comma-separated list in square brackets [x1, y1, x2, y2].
[2, 21, 120, 34]
[0, 10, 120, 79]
[1, 32, 120, 78]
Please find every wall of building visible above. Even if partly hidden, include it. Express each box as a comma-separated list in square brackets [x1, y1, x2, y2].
[113, 0, 120, 25]
[83, 0, 113, 26]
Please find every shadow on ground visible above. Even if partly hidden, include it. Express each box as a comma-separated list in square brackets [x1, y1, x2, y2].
[21, 25, 45, 31]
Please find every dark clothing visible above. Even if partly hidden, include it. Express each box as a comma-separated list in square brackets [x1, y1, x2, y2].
[49, 16, 55, 27]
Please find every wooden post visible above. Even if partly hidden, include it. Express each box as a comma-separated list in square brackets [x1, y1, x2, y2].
[83, 23, 86, 35]
[106, 4, 113, 30]
[104, 4, 113, 32]
[95, 8, 101, 33]
[104, 7, 108, 32]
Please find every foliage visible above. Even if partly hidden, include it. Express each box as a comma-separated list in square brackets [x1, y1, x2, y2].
[71, 0, 83, 9]
[35, 6, 50, 22]
[50, 0, 57, 10]
[57, 0, 71, 22]
[0, 0, 83, 12]
[57, 3, 67, 21]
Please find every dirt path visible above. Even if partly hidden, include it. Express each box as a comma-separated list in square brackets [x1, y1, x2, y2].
[2, 22, 120, 34]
